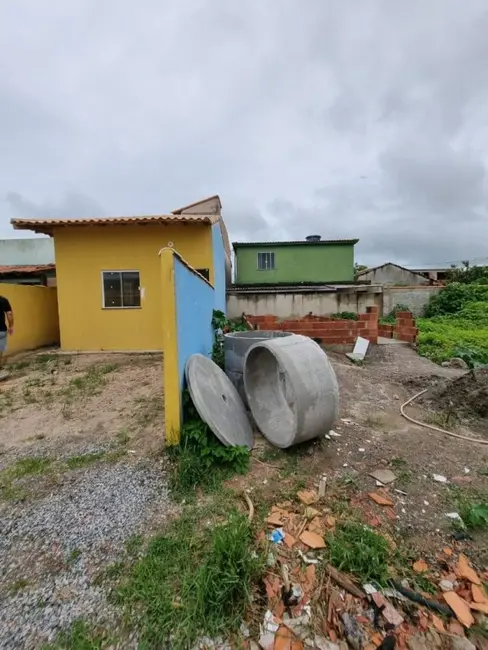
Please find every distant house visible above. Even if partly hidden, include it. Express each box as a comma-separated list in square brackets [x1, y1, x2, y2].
[0, 238, 55, 285]
[12, 195, 230, 351]
[405, 265, 452, 283]
[356, 263, 430, 286]
[233, 235, 359, 285]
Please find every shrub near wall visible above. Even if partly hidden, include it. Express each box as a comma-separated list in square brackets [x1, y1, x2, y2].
[0, 285, 59, 355]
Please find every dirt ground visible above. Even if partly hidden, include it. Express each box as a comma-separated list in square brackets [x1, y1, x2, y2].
[0, 351, 164, 463]
[236, 341, 488, 566]
[2, 343, 488, 648]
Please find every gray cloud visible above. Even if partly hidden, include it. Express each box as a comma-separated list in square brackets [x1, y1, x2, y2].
[1, 0, 488, 266]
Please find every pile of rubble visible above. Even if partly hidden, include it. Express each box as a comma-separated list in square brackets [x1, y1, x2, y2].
[251, 487, 488, 650]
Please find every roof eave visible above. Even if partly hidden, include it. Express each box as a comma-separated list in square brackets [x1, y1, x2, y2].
[232, 239, 359, 249]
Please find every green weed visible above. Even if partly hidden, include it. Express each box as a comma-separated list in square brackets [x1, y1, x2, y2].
[68, 548, 82, 563]
[0, 388, 15, 415]
[115, 509, 263, 649]
[116, 428, 131, 445]
[8, 578, 30, 593]
[10, 457, 52, 478]
[459, 502, 488, 530]
[211, 310, 249, 368]
[418, 284, 488, 366]
[66, 452, 105, 470]
[327, 521, 391, 584]
[133, 395, 163, 428]
[379, 303, 410, 325]
[391, 457, 408, 468]
[41, 620, 113, 650]
[330, 311, 359, 320]
[125, 534, 144, 556]
[35, 353, 59, 366]
[168, 414, 249, 500]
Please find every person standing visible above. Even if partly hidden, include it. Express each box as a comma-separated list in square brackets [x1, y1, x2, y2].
[0, 294, 14, 369]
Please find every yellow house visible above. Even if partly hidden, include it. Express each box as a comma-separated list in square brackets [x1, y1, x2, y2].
[12, 196, 231, 352]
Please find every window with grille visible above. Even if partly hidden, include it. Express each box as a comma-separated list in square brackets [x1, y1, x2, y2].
[257, 252, 275, 270]
[102, 271, 141, 308]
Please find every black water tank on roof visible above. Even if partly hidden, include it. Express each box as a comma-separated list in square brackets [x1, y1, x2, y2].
[305, 235, 321, 242]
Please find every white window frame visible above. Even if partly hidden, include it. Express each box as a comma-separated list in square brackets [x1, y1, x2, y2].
[257, 252, 275, 271]
[101, 270, 141, 309]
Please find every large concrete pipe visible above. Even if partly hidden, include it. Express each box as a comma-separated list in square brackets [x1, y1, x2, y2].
[243, 334, 339, 448]
[224, 330, 293, 406]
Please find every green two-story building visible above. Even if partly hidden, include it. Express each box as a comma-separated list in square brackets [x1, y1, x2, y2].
[233, 235, 359, 285]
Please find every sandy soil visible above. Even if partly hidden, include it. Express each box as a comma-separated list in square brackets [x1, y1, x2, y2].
[0, 351, 164, 463]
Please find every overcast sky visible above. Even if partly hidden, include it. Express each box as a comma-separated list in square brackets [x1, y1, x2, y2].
[1, 0, 488, 266]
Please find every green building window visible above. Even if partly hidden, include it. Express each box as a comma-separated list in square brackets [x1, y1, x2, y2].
[257, 252, 275, 271]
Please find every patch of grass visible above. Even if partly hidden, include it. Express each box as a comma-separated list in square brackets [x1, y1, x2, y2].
[67, 548, 82, 564]
[66, 452, 106, 470]
[0, 457, 52, 501]
[327, 521, 391, 584]
[61, 364, 118, 411]
[447, 486, 488, 531]
[41, 620, 113, 650]
[0, 388, 15, 415]
[35, 353, 59, 366]
[411, 573, 438, 595]
[459, 501, 488, 531]
[424, 410, 458, 430]
[391, 457, 408, 469]
[8, 359, 31, 372]
[22, 387, 38, 404]
[116, 428, 131, 445]
[168, 418, 249, 500]
[115, 508, 263, 649]
[10, 457, 52, 478]
[125, 534, 143, 556]
[8, 578, 30, 593]
[133, 395, 163, 428]
[0, 483, 28, 501]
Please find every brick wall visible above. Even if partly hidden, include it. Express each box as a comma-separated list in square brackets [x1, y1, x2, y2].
[246, 307, 420, 345]
[246, 305, 380, 345]
[394, 311, 419, 343]
[378, 311, 419, 343]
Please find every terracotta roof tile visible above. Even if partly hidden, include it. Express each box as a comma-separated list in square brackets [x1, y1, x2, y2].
[0, 264, 55, 275]
[10, 213, 219, 234]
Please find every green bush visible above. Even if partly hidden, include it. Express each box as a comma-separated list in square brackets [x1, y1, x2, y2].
[417, 315, 488, 366]
[330, 311, 358, 320]
[379, 303, 410, 325]
[424, 283, 488, 317]
[168, 391, 249, 498]
[419, 285, 488, 366]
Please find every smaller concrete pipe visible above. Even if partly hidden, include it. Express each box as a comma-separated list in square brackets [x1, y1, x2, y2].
[224, 330, 293, 406]
[243, 334, 339, 448]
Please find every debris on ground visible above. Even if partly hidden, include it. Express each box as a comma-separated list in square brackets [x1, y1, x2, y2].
[369, 469, 397, 485]
[346, 336, 370, 364]
[251, 489, 488, 650]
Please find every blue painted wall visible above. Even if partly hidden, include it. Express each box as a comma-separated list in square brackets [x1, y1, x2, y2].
[211, 224, 226, 313]
[174, 255, 215, 395]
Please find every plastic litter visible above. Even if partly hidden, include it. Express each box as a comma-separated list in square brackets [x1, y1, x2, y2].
[268, 528, 285, 544]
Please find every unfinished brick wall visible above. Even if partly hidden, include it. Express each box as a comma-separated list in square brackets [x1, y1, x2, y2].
[378, 311, 419, 343]
[246, 305, 379, 345]
[394, 311, 419, 343]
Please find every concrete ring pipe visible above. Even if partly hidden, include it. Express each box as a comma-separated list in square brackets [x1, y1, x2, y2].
[243, 334, 339, 448]
[224, 330, 293, 407]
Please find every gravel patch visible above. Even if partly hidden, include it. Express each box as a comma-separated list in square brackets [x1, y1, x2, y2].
[0, 460, 169, 649]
